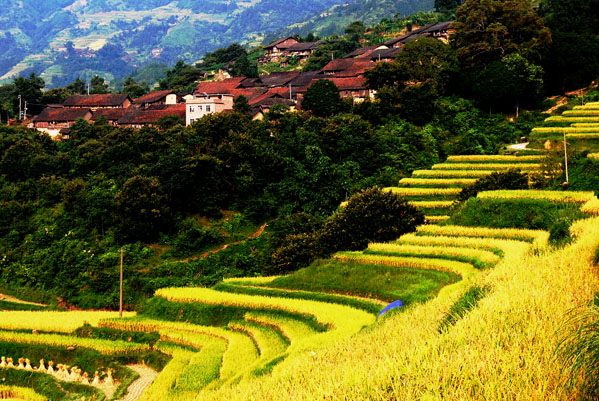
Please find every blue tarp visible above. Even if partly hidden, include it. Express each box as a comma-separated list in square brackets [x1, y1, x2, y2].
[378, 300, 404, 318]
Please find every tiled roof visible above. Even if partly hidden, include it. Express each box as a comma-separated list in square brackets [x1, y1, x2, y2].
[285, 40, 324, 52]
[260, 71, 301, 87]
[344, 44, 383, 58]
[132, 90, 174, 104]
[118, 104, 186, 125]
[320, 59, 374, 77]
[248, 87, 293, 106]
[362, 47, 402, 61]
[288, 71, 320, 87]
[240, 77, 264, 88]
[383, 21, 454, 47]
[90, 108, 128, 121]
[63, 94, 131, 107]
[323, 77, 368, 91]
[194, 77, 245, 95]
[34, 107, 91, 122]
[264, 36, 298, 50]
[231, 87, 268, 101]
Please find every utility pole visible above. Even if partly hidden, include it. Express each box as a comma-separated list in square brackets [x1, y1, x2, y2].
[289, 82, 292, 101]
[119, 247, 124, 318]
[87, 82, 90, 95]
[23, 101, 27, 120]
[17, 95, 21, 121]
[563, 131, 569, 185]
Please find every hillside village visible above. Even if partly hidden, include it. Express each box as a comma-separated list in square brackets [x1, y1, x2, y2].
[30, 22, 453, 138]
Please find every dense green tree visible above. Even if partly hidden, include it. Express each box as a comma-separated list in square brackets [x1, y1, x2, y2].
[12, 72, 45, 116]
[114, 175, 170, 242]
[40, 87, 72, 105]
[318, 187, 425, 253]
[452, 0, 551, 70]
[66, 78, 87, 95]
[202, 43, 248, 66]
[158, 60, 206, 92]
[231, 54, 258, 78]
[90, 75, 109, 94]
[539, 0, 599, 92]
[435, 0, 462, 12]
[233, 95, 251, 114]
[301, 79, 343, 117]
[122, 77, 148, 98]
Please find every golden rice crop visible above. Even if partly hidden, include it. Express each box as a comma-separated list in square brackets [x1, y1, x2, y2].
[446, 155, 543, 162]
[532, 127, 599, 133]
[477, 189, 596, 204]
[412, 170, 494, 178]
[244, 312, 318, 345]
[383, 187, 461, 196]
[139, 343, 194, 401]
[566, 133, 599, 139]
[0, 311, 135, 333]
[563, 110, 599, 116]
[544, 116, 599, 123]
[581, 198, 599, 215]
[333, 251, 477, 280]
[416, 224, 550, 249]
[399, 178, 478, 186]
[408, 201, 454, 208]
[571, 123, 599, 127]
[0, 385, 48, 401]
[431, 163, 541, 170]
[186, 218, 599, 401]
[224, 276, 281, 285]
[0, 330, 149, 355]
[228, 321, 288, 360]
[425, 215, 450, 222]
[172, 335, 226, 392]
[154, 288, 374, 337]
[573, 104, 599, 110]
[587, 153, 599, 159]
[396, 233, 529, 255]
[100, 317, 258, 381]
[367, 243, 501, 264]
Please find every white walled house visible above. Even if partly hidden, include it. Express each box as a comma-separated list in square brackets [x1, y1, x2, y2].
[186, 97, 227, 125]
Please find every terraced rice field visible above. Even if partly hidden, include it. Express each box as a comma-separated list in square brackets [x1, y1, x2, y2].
[536, 102, 599, 150]
[390, 155, 544, 222]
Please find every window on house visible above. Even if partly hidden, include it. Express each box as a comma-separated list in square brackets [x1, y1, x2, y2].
[198, 105, 202, 111]
[206, 105, 211, 112]
[189, 106, 194, 112]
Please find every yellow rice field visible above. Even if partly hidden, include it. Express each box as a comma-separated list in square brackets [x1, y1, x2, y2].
[477, 190, 596, 204]
[416, 225, 550, 249]
[412, 170, 494, 178]
[581, 198, 599, 215]
[0, 311, 136, 333]
[446, 155, 543, 162]
[399, 178, 478, 186]
[383, 187, 462, 195]
[0, 386, 48, 401]
[367, 243, 501, 264]
[182, 217, 598, 401]
[431, 163, 542, 170]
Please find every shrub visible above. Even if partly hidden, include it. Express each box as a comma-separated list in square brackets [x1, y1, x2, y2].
[457, 169, 529, 202]
[318, 187, 424, 254]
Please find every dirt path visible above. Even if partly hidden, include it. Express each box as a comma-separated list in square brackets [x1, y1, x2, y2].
[508, 142, 530, 150]
[118, 365, 158, 401]
[183, 222, 268, 262]
[0, 293, 47, 307]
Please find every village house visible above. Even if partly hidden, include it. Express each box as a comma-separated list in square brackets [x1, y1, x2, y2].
[319, 59, 375, 77]
[33, 107, 92, 138]
[117, 104, 186, 129]
[280, 41, 324, 65]
[62, 94, 132, 110]
[383, 21, 455, 48]
[185, 97, 227, 125]
[259, 36, 300, 63]
[90, 108, 128, 126]
[132, 90, 178, 109]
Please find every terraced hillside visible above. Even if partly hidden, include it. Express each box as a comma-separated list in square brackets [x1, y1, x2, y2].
[533, 101, 599, 152]
[389, 154, 545, 222]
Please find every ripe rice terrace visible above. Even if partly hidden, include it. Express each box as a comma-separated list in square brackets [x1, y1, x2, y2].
[1, 145, 598, 400]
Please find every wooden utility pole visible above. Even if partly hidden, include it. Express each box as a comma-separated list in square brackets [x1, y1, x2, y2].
[563, 132, 569, 184]
[119, 247, 123, 318]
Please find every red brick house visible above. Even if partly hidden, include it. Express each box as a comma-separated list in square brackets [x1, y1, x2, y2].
[260, 36, 300, 63]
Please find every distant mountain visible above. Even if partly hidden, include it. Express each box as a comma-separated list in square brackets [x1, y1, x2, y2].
[0, 0, 433, 88]
[280, 0, 434, 38]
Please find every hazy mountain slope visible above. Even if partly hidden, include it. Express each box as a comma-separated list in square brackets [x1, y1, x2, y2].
[281, 0, 434, 37]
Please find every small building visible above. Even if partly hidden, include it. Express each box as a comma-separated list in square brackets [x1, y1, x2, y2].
[260, 36, 300, 63]
[90, 108, 128, 126]
[33, 107, 92, 138]
[383, 21, 455, 48]
[319, 59, 375, 77]
[193, 77, 246, 109]
[62, 94, 132, 110]
[281, 41, 324, 65]
[132, 90, 178, 109]
[117, 104, 186, 128]
[185, 97, 228, 125]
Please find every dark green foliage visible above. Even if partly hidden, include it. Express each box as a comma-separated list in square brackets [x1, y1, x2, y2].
[231, 54, 259, 78]
[73, 323, 160, 346]
[457, 170, 529, 202]
[593, 246, 599, 267]
[556, 303, 599, 400]
[268, 259, 460, 304]
[565, 156, 599, 191]
[448, 198, 585, 245]
[318, 187, 425, 253]
[139, 297, 329, 332]
[233, 95, 251, 114]
[438, 285, 488, 332]
[301, 79, 343, 117]
[202, 43, 248, 66]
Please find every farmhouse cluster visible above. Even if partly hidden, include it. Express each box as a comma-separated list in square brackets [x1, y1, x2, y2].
[32, 22, 453, 138]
